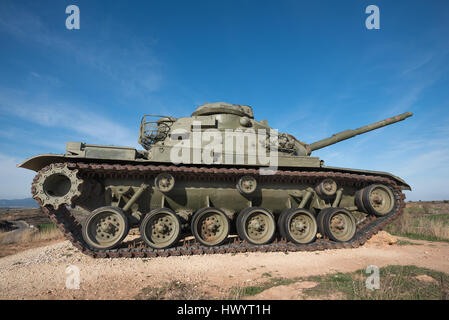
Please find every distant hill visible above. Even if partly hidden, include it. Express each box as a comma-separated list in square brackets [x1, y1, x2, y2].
[0, 198, 39, 208]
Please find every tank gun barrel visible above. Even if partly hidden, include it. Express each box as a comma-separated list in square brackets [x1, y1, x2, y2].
[307, 112, 413, 152]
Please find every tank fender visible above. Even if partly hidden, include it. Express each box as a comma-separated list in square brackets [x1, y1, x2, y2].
[17, 154, 67, 172]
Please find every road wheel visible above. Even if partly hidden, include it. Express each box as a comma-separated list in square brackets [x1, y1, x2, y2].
[277, 210, 287, 239]
[279, 208, 317, 244]
[82, 206, 129, 250]
[237, 207, 276, 245]
[316, 207, 333, 238]
[323, 208, 356, 242]
[362, 184, 395, 217]
[191, 207, 230, 246]
[140, 208, 182, 249]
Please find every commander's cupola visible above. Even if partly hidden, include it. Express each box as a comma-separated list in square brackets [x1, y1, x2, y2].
[191, 102, 254, 119]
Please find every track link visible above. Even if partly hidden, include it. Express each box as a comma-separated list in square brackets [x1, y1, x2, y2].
[33, 162, 406, 258]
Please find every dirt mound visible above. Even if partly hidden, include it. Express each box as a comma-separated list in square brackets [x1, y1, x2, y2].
[366, 231, 398, 246]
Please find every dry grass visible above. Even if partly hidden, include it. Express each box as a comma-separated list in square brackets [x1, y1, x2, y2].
[302, 265, 449, 300]
[0, 224, 63, 245]
[386, 209, 449, 242]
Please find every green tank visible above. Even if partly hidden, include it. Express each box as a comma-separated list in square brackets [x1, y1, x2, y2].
[19, 102, 413, 257]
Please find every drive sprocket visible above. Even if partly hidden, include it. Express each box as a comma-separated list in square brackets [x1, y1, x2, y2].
[31, 163, 83, 209]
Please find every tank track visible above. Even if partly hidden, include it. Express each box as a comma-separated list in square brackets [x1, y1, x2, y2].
[33, 162, 406, 258]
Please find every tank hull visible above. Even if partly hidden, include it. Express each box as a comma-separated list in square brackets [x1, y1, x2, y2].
[18, 146, 410, 191]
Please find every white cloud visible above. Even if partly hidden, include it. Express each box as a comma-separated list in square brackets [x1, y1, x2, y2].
[0, 153, 35, 199]
[28, 72, 61, 87]
[0, 88, 139, 149]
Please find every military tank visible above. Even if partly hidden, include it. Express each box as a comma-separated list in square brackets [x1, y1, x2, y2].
[19, 102, 412, 258]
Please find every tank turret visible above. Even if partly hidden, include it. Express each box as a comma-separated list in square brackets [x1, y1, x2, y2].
[138, 102, 413, 159]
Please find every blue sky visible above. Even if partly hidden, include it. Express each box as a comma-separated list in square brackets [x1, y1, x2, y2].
[0, 0, 448, 201]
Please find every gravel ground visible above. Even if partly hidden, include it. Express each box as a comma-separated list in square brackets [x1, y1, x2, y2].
[1, 235, 449, 300]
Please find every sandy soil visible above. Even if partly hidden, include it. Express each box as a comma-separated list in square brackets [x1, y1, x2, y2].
[1, 232, 449, 300]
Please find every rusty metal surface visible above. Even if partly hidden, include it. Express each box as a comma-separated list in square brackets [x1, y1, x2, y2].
[32, 162, 405, 258]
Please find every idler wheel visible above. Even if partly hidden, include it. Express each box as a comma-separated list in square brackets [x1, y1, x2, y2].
[320, 208, 356, 242]
[362, 184, 395, 217]
[237, 207, 276, 245]
[191, 207, 230, 246]
[32, 163, 83, 209]
[140, 208, 182, 249]
[278, 208, 317, 244]
[82, 206, 129, 250]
